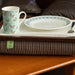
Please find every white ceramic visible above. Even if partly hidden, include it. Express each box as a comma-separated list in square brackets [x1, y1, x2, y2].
[24, 16, 72, 30]
[2, 6, 26, 34]
[0, 19, 75, 38]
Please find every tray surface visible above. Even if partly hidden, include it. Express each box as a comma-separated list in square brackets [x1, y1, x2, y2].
[0, 19, 75, 38]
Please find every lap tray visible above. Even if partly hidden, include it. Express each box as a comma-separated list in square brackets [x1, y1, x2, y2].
[0, 19, 75, 55]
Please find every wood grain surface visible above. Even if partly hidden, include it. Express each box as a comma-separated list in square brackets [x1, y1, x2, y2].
[0, 55, 75, 75]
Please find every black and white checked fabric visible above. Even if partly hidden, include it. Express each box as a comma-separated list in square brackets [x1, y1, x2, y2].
[0, 40, 75, 55]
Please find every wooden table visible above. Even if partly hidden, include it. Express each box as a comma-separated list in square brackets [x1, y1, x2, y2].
[0, 55, 75, 75]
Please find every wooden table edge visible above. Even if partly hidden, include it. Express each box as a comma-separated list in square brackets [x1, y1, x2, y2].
[28, 60, 75, 75]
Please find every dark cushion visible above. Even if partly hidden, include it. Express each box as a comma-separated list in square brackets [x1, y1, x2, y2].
[2, 0, 29, 11]
[0, 40, 75, 55]
[2, 0, 41, 13]
[42, 0, 75, 19]
[0, 0, 2, 19]
[36, 0, 55, 9]
[1, 0, 55, 15]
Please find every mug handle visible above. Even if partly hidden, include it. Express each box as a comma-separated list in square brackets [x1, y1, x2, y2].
[19, 11, 26, 25]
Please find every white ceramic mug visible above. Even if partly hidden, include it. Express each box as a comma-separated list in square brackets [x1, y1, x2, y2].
[2, 6, 26, 34]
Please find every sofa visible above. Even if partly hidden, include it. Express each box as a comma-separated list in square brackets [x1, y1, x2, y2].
[0, 0, 75, 19]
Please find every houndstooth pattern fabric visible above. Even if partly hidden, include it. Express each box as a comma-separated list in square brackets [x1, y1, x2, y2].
[0, 40, 75, 55]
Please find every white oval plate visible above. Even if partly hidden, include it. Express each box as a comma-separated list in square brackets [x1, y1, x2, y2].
[24, 16, 71, 30]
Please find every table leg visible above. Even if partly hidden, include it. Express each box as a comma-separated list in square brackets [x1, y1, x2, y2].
[65, 64, 75, 75]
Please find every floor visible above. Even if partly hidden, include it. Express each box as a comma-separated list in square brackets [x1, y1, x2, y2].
[40, 67, 65, 75]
